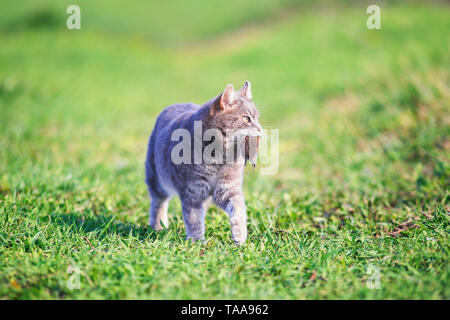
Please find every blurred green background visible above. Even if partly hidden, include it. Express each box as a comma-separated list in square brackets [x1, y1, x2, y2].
[0, 0, 449, 299]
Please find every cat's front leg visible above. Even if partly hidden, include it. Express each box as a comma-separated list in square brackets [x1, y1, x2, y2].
[227, 197, 247, 245]
[214, 191, 247, 245]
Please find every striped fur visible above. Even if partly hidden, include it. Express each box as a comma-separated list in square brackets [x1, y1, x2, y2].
[145, 82, 262, 245]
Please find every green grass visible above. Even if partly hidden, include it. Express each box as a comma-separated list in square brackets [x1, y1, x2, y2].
[0, 0, 449, 299]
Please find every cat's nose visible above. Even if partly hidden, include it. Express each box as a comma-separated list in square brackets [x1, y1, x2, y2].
[255, 123, 262, 132]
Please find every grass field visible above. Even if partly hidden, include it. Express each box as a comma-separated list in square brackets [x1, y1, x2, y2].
[0, 0, 449, 299]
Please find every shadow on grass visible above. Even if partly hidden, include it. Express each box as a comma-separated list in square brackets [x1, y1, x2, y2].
[49, 211, 171, 242]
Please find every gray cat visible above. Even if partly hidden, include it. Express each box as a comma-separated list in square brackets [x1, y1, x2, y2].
[145, 81, 262, 245]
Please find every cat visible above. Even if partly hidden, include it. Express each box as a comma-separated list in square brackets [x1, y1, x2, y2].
[145, 81, 262, 245]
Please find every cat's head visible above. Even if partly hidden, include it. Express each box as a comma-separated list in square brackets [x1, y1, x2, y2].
[210, 81, 262, 138]
[210, 81, 262, 165]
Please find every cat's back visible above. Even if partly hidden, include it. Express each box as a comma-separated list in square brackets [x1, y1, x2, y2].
[146, 102, 200, 197]
[149, 102, 199, 160]
[153, 102, 199, 133]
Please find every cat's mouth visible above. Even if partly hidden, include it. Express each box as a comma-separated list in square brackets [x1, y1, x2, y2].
[234, 128, 263, 138]
[244, 135, 259, 167]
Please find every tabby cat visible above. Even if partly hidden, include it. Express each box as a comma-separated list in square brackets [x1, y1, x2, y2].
[145, 81, 262, 245]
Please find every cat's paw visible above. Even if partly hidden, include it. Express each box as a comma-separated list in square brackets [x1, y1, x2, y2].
[230, 220, 247, 245]
[233, 238, 246, 246]
[232, 233, 247, 246]
[186, 235, 206, 244]
[149, 222, 164, 231]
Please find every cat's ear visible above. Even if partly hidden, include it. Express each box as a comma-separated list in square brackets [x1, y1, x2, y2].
[211, 84, 234, 114]
[220, 84, 235, 109]
[238, 80, 252, 100]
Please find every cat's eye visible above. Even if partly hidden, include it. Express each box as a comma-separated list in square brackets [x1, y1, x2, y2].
[243, 116, 251, 123]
